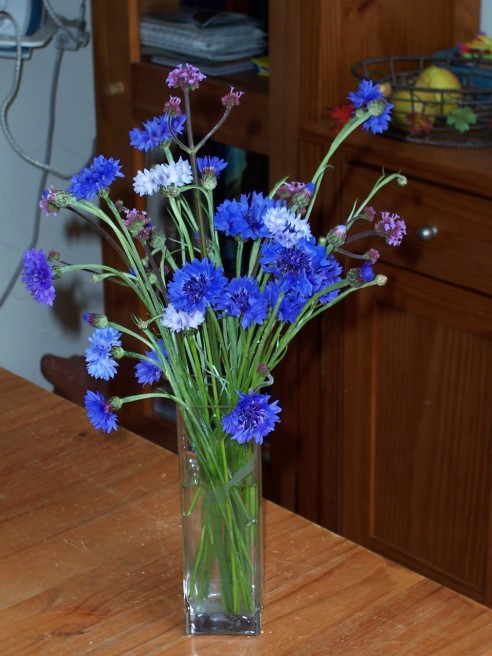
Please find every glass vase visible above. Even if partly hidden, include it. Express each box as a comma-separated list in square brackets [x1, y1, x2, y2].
[177, 407, 263, 635]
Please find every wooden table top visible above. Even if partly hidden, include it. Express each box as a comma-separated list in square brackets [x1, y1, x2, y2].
[1, 368, 492, 655]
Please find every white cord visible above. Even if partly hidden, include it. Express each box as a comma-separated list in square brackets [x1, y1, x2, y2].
[0, 10, 73, 178]
[41, 0, 87, 50]
[0, 38, 66, 309]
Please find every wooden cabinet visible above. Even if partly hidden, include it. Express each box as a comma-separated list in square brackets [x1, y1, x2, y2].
[299, 126, 492, 605]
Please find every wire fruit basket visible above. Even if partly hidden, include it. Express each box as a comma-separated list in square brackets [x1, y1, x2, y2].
[352, 54, 492, 147]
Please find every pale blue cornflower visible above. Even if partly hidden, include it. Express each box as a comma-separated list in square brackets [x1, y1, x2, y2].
[85, 326, 122, 380]
[152, 157, 193, 188]
[161, 304, 205, 332]
[263, 206, 312, 247]
[133, 168, 159, 196]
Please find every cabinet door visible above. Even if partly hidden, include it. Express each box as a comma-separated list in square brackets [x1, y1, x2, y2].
[342, 263, 492, 605]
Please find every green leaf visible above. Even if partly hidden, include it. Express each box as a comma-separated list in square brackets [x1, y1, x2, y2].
[446, 107, 478, 133]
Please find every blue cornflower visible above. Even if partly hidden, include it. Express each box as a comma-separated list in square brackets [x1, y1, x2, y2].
[214, 192, 277, 240]
[67, 155, 124, 200]
[168, 258, 227, 313]
[348, 79, 382, 109]
[347, 80, 393, 135]
[363, 103, 393, 134]
[21, 249, 56, 306]
[264, 280, 305, 323]
[221, 391, 281, 445]
[261, 238, 328, 301]
[360, 262, 376, 282]
[197, 156, 228, 177]
[135, 339, 168, 385]
[313, 254, 343, 304]
[84, 390, 119, 433]
[215, 277, 268, 328]
[129, 113, 186, 151]
[347, 262, 376, 287]
[85, 326, 122, 380]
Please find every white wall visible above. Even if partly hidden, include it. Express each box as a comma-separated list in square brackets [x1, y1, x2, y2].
[481, 0, 492, 33]
[0, 0, 103, 388]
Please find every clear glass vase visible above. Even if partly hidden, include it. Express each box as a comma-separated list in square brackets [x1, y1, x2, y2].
[177, 407, 263, 635]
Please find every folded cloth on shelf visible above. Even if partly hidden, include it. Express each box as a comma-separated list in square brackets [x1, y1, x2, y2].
[140, 10, 267, 63]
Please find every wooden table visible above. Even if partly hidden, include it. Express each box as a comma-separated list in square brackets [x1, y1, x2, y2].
[1, 368, 492, 655]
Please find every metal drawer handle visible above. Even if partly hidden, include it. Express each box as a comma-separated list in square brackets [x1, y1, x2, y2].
[417, 225, 438, 241]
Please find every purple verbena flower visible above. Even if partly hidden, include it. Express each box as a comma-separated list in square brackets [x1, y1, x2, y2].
[276, 181, 315, 215]
[161, 304, 205, 332]
[221, 391, 281, 444]
[85, 326, 122, 381]
[39, 186, 59, 216]
[168, 258, 228, 313]
[84, 390, 119, 433]
[129, 113, 186, 151]
[375, 211, 407, 246]
[163, 96, 182, 116]
[135, 339, 168, 385]
[166, 63, 206, 91]
[221, 86, 244, 108]
[123, 208, 155, 242]
[67, 155, 124, 200]
[21, 249, 56, 306]
[215, 277, 268, 328]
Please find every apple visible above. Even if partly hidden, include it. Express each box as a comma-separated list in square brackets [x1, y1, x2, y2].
[415, 65, 462, 115]
[389, 87, 439, 132]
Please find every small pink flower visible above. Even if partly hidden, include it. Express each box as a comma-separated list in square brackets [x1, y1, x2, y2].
[222, 86, 244, 108]
[166, 64, 206, 91]
[163, 96, 182, 116]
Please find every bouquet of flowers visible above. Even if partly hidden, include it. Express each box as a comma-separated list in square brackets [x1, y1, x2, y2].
[21, 65, 406, 635]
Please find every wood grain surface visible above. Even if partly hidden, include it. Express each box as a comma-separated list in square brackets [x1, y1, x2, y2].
[1, 368, 492, 655]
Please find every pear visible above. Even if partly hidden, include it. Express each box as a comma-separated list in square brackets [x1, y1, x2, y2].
[415, 65, 462, 115]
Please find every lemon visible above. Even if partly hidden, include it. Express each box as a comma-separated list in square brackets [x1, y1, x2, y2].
[389, 88, 438, 132]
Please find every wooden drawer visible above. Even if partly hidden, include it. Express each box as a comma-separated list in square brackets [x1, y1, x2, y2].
[341, 163, 492, 297]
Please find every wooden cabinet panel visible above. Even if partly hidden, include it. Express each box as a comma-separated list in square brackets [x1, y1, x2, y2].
[342, 264, 492, 604]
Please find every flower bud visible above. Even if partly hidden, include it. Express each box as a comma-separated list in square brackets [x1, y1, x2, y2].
[83, 313, 108, 328]
[326, 224, 347, 247]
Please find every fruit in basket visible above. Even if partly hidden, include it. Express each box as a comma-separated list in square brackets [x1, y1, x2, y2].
[389, 87, 439, 133]
[415, 65, 462, 115]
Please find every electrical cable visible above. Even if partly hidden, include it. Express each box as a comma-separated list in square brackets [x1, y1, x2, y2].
[0, 10, 72, 179]
[41, 0, 87, 50]
[0, 2, 93, 309]
[0, 38, 65, 309]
